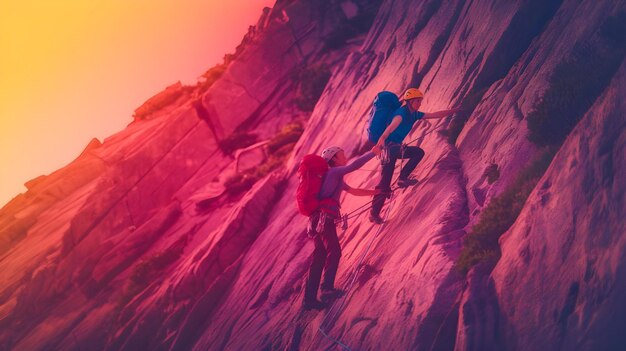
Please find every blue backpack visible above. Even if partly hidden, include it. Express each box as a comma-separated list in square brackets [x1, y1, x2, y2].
[366, 91, 401, 143]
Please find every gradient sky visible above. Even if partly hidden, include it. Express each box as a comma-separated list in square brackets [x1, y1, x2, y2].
[0, 0, 273, 207]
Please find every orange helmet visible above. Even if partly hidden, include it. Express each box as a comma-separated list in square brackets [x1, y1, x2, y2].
[403, 88, 424, 100]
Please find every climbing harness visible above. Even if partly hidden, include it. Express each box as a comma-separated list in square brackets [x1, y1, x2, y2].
[332, 141, 409, 229]
[332, 185, 399, 229]
[352, 123, 444, 173]
[307, 149, 408, 351]
[316, 211, 327, 234]
[307, 124, 446, 349]
[307, 212, 348, 235]
[380, 145, 391, 165]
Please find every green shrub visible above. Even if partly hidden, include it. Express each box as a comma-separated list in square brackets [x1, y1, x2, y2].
[254, 155, 285, 178]
[267, 122, 304, 153]
[224, 159, 280, 196]
[455, 12, 625, 274]
[129, 251, 179, 286]
[218, 132, 258, 155]
[134, 83, 186, 120]
[292, 65, 332, 111]
[527, 12, 626, 146]
[197, 63, 227, 92]
[224, 123, 303, 196]
[272, 142, 298, 158]
[116, 249, 181, 311]
[224, 172, 259, 194]
[223, 53, 236, 65]
[456, 147, 556, 274]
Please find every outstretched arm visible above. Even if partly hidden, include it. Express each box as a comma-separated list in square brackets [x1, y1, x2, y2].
[374, 115, 402, 151]
[422, 108, 462, 119]
[344, 183, 381, 197]
[335, 151, 376, 175]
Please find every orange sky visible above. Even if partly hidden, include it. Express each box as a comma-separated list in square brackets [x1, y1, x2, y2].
[0, 0, 273, 207]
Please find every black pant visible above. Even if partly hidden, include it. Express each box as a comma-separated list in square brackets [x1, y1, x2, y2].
[304, 213, 341, 302]
[370, 144, 425, 217]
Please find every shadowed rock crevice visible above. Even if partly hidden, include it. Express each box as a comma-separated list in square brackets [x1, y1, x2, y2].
[405, 0, 442, 45]
[192, 99, 224, 143]
[447, 0, 564, 144]
[558, 282, 580, 336]
[412, 0, 463, 89]
[456, 262, 506, 351]
[167, 259, 244, 351]
[412, 275, 463, 351]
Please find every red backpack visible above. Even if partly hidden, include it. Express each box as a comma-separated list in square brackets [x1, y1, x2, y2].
[296, 154, 337, 216]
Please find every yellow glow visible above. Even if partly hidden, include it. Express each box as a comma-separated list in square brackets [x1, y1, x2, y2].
[0, 0, 272, 206]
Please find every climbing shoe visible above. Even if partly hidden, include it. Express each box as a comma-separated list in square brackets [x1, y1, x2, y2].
[397, 177, 419, 188]
[320, 288, 345, 302]
[369, 215, 385, 224]
[303, 299, 326, 311]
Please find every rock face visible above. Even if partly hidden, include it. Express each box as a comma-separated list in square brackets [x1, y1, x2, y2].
[0, 0, 624, 350]
[490, 61, 626, 351]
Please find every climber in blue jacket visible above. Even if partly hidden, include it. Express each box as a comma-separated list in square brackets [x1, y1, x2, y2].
[369, 88, 461, 224]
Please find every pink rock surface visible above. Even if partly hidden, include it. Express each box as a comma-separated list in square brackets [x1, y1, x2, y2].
[491, 61, 626, 351]
[0, 1, 624, 350]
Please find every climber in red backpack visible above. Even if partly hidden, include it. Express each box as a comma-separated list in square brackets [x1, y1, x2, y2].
[368, 88, 462, 224]
[296, 146, 381, 310]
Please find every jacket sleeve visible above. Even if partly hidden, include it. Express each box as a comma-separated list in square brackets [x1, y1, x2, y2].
[336, 151, 375, 175]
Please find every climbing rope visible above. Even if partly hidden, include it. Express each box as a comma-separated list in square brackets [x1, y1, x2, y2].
[310, 148, 408, 350]
[307, 123, 447, 349]
[350, 123, 444, 173]
[404, 123, 445, 145]
[339, 122, 447, 220]
[351, 163, 399, 172]
[334, 136, 421, 226]
[316, 188, 400, 351]
[332, 184, 399, 229]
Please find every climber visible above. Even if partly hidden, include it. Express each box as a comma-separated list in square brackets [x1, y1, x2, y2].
[368, 88, 462, 224]
[303, 146, 381, 310]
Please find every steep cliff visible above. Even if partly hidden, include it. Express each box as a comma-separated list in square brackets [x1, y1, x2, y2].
[0, 0, 624, 350]
[490, 61, 626, 351]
